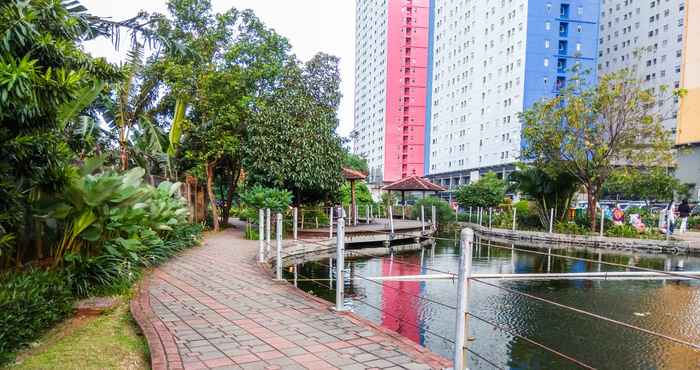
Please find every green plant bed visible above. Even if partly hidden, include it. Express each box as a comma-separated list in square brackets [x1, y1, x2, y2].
[7, 297, 148, 370]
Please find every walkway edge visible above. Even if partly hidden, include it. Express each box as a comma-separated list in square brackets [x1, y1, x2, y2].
[131, 276, 175, 370]
[254, 259, 453, 368]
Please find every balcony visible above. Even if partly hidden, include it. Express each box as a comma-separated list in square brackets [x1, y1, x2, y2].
[559, 22, 569, 37]
[560, 4, 570, 19]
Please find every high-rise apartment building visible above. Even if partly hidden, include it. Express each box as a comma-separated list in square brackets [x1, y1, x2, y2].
[425, 1, 600, 189]
[597, 0, 686, 132]
[353, 0, 431, 184]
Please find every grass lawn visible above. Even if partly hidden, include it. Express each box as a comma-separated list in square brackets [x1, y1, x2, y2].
[7, 297, 149, 370]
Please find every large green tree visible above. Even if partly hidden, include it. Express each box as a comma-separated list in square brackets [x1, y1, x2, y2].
[521, 70, 678, 229]
[158, 0, 290, 230]
[455, 173, 507, 209]
[243, 53, 345, 205]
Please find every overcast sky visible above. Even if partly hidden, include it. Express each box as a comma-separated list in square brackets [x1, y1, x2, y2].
[82, 0, 356, 137]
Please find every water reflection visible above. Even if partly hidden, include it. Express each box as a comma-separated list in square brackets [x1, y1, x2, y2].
[290, 236, 700, 369]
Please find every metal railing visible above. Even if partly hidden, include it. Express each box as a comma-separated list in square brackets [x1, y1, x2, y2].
[254, 206, 700, 370]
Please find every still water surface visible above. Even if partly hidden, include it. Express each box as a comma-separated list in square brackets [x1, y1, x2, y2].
[287, 234, 700, 369]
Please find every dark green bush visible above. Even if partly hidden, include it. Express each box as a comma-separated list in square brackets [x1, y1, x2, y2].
[555, 221, 590, 235]
[411, 197, 453, 226]
[0, 270, 75, 365]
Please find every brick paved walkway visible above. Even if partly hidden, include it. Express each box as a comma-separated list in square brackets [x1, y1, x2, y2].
[131, 228, 451, 370]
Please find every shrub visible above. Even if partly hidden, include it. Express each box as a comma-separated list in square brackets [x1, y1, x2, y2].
[605, 224, 641, 238]
[239, 185, 292, 212]
[411, 197, 453, 226]
[555, 221, 590, 235]
[0, 270, 75, 365]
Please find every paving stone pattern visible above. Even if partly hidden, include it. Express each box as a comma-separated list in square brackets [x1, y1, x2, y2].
[131, 228, 452, 370]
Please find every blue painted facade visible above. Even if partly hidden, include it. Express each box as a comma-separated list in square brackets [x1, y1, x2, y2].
[522, 0, 601, 110]
[424, 0, 436, 175]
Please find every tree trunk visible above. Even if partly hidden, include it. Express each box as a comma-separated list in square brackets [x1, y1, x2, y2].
[221, 164, 241, 226]
[206, 160, 220, 231]
[119, 144, 128, 171]
[586, 186, 597, 231]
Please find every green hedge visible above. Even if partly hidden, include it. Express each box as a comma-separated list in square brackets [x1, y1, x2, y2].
[0, 270, 75, 365]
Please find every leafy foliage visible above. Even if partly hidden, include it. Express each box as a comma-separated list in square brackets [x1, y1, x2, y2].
[521, 70, 677, 229]
[0, 270, 74, 365]
[603, 167, 690, 202]
[239, 185, 292, 212]
[456, 173, 507, 209]
[243, 54, 345, 204]
[510, 165, 580, 228]
[340, 182, 374, 206]
[411, 197, 453, 225]
[342, 150, 369, 174]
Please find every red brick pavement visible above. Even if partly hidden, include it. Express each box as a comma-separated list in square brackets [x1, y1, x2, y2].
[131, 228, 452, 370]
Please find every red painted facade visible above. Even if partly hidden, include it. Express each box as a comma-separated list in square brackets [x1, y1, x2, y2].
[383, 0, 430, 182]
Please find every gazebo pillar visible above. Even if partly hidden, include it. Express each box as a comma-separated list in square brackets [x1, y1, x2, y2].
[350, 179, 356, 225]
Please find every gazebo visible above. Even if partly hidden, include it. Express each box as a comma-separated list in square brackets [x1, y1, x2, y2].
[342, 167, 367, 224]
[382, 175, 447, 205]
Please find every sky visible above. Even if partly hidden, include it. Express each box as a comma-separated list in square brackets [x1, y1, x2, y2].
[82, 0, 356, 137]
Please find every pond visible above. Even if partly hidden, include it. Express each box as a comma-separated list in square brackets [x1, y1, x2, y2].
[284, 233, 700, 370]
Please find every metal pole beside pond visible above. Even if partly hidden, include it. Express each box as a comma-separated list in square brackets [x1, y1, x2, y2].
[512, 207, 517, 231]
[549, 208, 554, 233]
[293, 207, 298, 241]
[265, 208, 271, 256]
[275, 212, 283, 280]
[403, 205, 406, 220]
[366, 204, 370, 224]
[469, 207, 472, 222]
[293, 264, 298, 287]
[369, 204, 373, 222]
[421, 205, 426, 234]
[455, 206, 459, 221]
[432, 205, 437, 231]
[600, 208, 605, 237]
[388, 205, 395, 235]
[488, 208, 493, 229]
[329, 207, 333, 239]
[335, 210, 347, 311]
[258, 209, 265, 263]
[454, 228, 474, 370]
[354, 205, 359, 226]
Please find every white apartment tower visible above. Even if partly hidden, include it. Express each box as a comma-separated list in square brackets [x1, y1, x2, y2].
[597, 0, 686, 132]
[426, 0, 600, 189]
[353, 0, 388, 183]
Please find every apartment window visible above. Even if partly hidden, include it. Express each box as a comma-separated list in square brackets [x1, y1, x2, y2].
[545, 21, 551, 31]
[544, 58, 550, 67]
[545, 39, 550, 48]
[577, 6, 584, 16]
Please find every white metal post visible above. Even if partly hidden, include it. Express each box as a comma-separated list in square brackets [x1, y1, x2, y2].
[432, 205, 437, 231]
[512, 207, 517, 231]
[469, 207, 472, 222]
[293, 207, 298, 240]
[265, 208, 271, 256]
[369, 204, 373, 221]
[275, 213, 283, 280]
[388, 205, 395, 234]
[455, 206, 459, 221]
[549, 208, 554, 233]
[354, 205, 359, 226]
[258, 209, 265, 262]
[366, 204, 370, 224]
[402, 205, 406, 220]
[335, 210, 347, 311]
[329, 207, 333, 239]
[488, 208, 493, 229]
[293, 264, 298, 287]
[454, 228, 474, 370]
[420, 205, 426, 233]
[600, 208, 605, 237]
